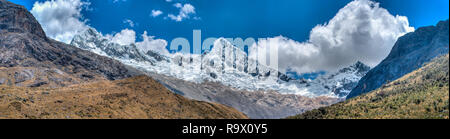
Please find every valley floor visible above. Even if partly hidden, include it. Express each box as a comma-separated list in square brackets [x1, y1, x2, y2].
[0, 75, 248, 119]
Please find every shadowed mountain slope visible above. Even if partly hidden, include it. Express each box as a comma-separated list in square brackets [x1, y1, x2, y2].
[0, 0, 247, 119]
[348, 20, 449, 99]
[288, 54, 449, 119]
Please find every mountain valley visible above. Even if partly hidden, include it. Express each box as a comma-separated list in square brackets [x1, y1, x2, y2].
[0, 0, 247, 119]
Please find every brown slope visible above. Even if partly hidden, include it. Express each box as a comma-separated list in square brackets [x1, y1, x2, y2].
[148, 72, 341, 119]
[0, 75, 248, 119]
[0, 0, 247, 119]
[1, 0, 143, 87]
[287, 54, 449, 119]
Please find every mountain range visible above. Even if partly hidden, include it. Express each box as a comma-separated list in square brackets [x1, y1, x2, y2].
[1, 0, 448, 119]
[289, 54, 449, 119]
[289, 19, 449, 119]
[348, 20, 449, 99]
[71, 28, 371, 98]
[70, 27, 372, 118]
[0, 0, 247, 119]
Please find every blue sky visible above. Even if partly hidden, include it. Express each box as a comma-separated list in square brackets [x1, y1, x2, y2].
[6, 0, 450, 75]
[10, 0, 449, 43]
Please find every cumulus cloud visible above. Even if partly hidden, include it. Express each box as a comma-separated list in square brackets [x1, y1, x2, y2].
[167, 3, 197, 22]
[30, 0, 167, 55]
[136, 31, 169, 56]
[251, 0, 414, 74]
[31, 0, 90, 44]
[151, 10, 163, 17]
[105, 29, 136, 46]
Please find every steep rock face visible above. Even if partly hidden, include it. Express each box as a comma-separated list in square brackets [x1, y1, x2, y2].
[0, 0, 143, 86]
[0, 1, 248, 119]
[0, 0, 46, 38]
[70, 28, 167, 65]
[347, 20, 449, 99]
[310, 61, 370, 98]
[290, 54, 449, 119]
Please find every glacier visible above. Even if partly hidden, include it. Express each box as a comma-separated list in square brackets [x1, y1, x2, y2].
[70, 28, 370, 98]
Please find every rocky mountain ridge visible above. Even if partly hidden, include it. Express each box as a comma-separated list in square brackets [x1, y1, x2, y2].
[71, 28, 370, 98]
[0, 0, 247, 119]
[70, 27, 371, 118]
[348, 19, 449, 99]
[289, 54, 449, 119]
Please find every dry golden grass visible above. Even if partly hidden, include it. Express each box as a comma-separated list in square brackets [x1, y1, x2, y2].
[288, 54, 449, 119]
[0, 75, 248, 119]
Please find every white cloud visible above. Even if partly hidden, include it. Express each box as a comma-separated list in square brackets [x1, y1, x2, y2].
[31, 0, 90, 44]
[167, 3, 197, 22]
[123, 19, 135, 27]
[30, 0, 167, 55]
[165, 0, 173, 2]
[174, 3, 182, 8]
[105, 29, 136, 46]
[251, 0, 414, 74]
[103, 29, 168, 56]
[136, 31, 169, 56]
[151, 10, 163, 17]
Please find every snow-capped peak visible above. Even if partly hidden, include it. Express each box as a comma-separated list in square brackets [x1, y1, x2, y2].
[71, 28, 169, 65]
[70, 30, 370, 98]
[338, 61, 371, 76]
[310, 61, 371, 97]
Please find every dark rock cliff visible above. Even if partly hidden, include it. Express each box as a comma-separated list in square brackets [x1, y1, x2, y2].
[347, 20, 449, 99]
[0, 0, 142, 83]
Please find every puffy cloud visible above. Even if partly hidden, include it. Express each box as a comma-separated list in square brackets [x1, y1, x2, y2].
[136, 31, 169, 56]
[251, 0, 414, 74]
[167, 3, 197, 22]
[30, 0, 167, 55]
[106, 29, 136, 46]
[151, 10, 163, 17]
[250, 36, 320, 72]
[31, 0, 90, 44]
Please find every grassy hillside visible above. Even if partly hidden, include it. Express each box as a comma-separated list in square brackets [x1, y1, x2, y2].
[288, 54, 449, 119]
[0, 75, 248, 119]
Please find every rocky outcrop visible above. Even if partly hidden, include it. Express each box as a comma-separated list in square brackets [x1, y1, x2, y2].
[0, 0, 46, 38]
[347, 20, 449, 99]
[290, 54, 449, 119]
[0, 0, 143, 86]
[312, 61, 371, 97]
[0, 1, 248, 119]
[71, 28, 157, 64]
